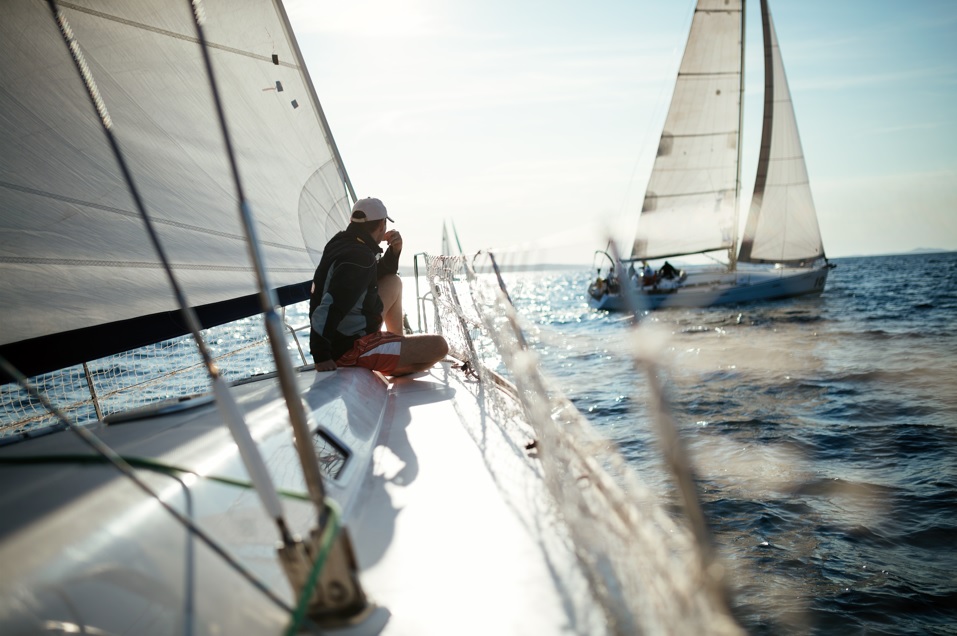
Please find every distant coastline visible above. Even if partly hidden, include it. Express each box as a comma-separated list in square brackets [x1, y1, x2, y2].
[399, 262, 584, 276]
[839, 247, 956, 259]
[900, 247, 954, 254]
[398, 248, 957, 276]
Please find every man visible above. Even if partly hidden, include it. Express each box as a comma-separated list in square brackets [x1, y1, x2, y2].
[309, 197, 448, 376]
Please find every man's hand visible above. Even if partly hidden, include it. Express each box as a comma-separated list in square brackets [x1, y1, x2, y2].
[314, 359, 337, 372]
[384, 229, 402, 253]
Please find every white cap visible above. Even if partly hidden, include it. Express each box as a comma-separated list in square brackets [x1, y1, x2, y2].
[351, 197, 393, 223]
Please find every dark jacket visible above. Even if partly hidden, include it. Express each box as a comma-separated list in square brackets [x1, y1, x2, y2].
[309, 223, 400, 363]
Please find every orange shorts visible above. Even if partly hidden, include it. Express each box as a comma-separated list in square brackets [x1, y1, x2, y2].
[336, 331, 403, 374]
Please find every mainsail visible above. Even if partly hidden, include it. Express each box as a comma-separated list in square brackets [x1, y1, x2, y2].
[632, 0, 744, 261]
[0, 0, 352, 377]
[738, 0, 825, 265]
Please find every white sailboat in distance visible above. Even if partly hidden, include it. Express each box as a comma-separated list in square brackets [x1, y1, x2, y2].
[588, 0, 834, 311]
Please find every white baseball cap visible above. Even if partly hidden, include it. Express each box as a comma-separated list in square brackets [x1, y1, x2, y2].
[351, 197, 393, 223]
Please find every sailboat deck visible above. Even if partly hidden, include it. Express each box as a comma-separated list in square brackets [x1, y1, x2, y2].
[0, 361, 593, 634]
[347, 362, 591, 635]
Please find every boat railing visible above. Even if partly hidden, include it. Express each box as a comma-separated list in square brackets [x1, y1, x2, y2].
[417, 250, 742, 633]
[3, 250, 745, 632]
[412, 251, 436, 333]
[0, 307, 313, 441]
[0, 254, 483, 438]
[1, 256, 468, 438]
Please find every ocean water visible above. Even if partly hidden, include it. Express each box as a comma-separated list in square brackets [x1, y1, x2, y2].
[501, 252, 957, 635]
[5, 252, 953, 633]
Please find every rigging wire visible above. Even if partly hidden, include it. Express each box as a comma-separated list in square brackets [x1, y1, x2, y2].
[605, 239, 735, 616]
[41, 0, 317, 621]
[184, 0, 330, 522]
[44, 0, 295, 547]
[0, 355, 299, 620]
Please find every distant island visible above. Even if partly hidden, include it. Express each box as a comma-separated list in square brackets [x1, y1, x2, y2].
[843, 248, 956, 258]
[905, 247, 952, 254]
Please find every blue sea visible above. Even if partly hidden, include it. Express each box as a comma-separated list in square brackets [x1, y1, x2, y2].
[501, 252, 957, 635]
[4, 252, 953, 633]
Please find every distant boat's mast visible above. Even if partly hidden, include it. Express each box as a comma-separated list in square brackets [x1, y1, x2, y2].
[730, 0, 747, 271]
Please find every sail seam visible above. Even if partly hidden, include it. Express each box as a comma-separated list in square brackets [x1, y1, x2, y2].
[0, 256, 310, 273]
[677, 72, 740, 77]
[665, 131, 737, 139]
[0, 256, 312, 273]
[634, 247, 732, 260]
[644, 189, 732, 201]
[0, 181, 309, 254]
[59, 2, 298, 69]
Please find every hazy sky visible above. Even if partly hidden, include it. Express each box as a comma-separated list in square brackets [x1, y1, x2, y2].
[285, 0, 957, 265]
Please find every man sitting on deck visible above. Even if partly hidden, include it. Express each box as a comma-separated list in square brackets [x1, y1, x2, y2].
[309, 197, 448, 376]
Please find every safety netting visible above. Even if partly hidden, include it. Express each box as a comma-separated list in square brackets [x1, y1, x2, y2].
[1, 252, 741, 634]
[421, 252, 742, 635]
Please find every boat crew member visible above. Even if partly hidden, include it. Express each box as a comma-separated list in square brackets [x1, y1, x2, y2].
[641, 261, 655, 286]
[309, 197, 448, 376]
[659, 261, 680, 280]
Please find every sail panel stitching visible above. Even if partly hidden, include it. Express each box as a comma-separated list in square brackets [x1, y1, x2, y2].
[59, 2, 298, 69]
[0, 255, 310, 273]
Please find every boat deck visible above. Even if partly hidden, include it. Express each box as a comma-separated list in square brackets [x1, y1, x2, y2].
[0, 361, 597, 635]
[347, 363, 591, 635]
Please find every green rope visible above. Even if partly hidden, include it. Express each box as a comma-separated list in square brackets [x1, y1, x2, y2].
[1, 452, 349, 633]
[285, 498, 343, 636]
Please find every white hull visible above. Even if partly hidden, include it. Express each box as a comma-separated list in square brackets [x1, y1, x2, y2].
[599, 0, 830, 316]
[0, 364, 593, 634]
[588, 263, 831, 311]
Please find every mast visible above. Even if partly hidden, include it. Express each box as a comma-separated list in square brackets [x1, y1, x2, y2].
[730, 0, 747, 271]
[742, 0, 776, 265]
[737, 0, 825, 265]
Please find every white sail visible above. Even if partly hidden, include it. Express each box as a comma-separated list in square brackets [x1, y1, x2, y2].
[441, 222, 452, 256]
[0, 0, 351, 365]
[592, 0, 832, 311]
[632, 0, 743, 261]
[738, 0, 825, 265]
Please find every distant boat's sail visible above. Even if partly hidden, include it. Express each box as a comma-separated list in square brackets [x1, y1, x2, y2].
[441, 220, 464, 256]
[0, 1, 352, 376]
[442, 223, 452, 256]
[632, 0, 744, 261]
[738, 0, 825, 265]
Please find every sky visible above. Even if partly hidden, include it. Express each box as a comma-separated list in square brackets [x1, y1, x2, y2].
[284, 0, 957, 265]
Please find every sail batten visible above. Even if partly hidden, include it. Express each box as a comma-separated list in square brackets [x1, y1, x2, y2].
[664, 131, 739, 139]
[0, 0, 352, 372]
[642, 189, 736, 203]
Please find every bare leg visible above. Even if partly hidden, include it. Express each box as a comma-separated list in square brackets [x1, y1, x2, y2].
[377, 274, 404, 334]
[391, 334, 449, 376]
